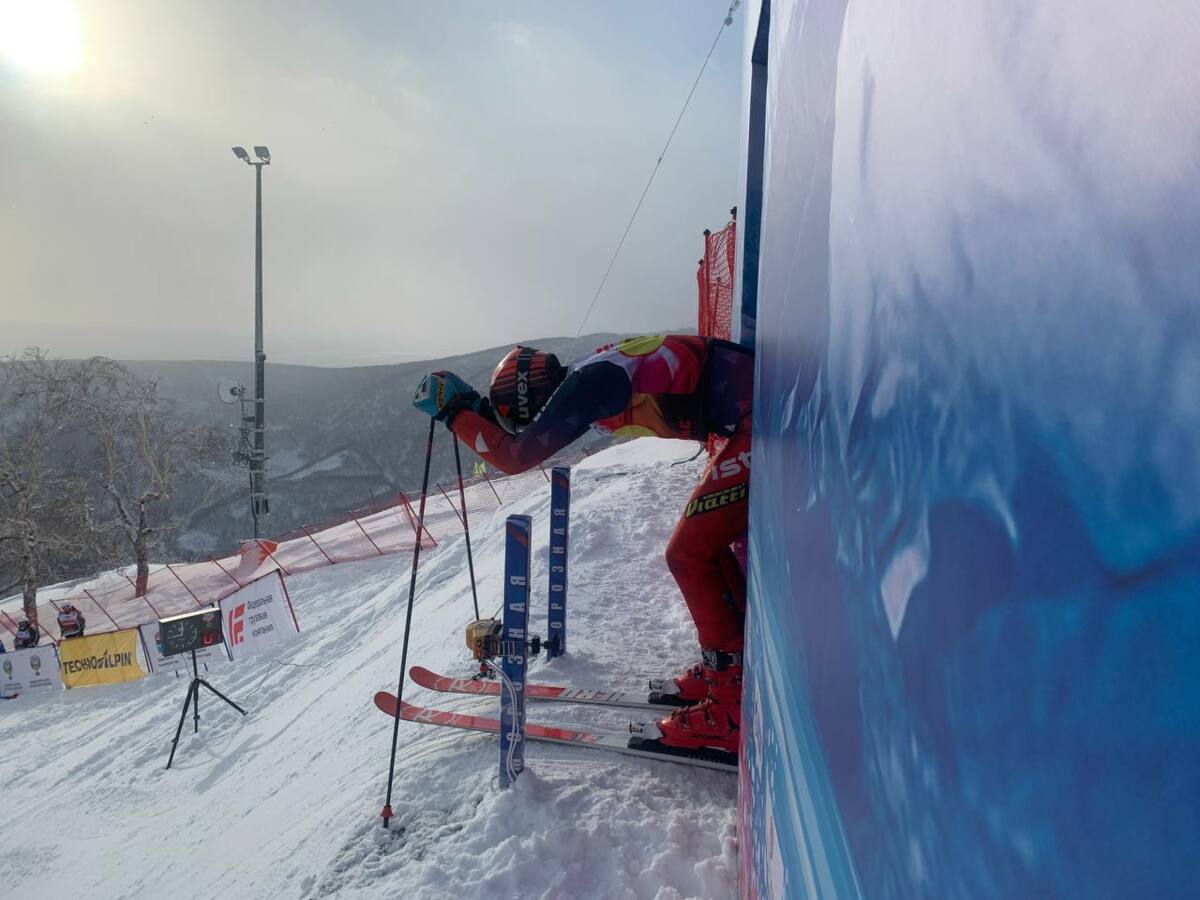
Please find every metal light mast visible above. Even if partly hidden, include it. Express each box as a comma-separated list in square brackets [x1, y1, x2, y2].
[231, 144, 271, 537]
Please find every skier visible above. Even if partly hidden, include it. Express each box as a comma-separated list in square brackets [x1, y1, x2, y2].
[56, 603, 86, 639]
[14, 619, 40, 650]
[413, 335, 753, 753]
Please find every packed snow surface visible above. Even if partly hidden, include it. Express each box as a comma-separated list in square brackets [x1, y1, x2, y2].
[0, 439, 737, 899]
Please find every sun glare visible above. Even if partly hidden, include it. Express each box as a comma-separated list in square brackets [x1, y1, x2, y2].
[0, 0, 82, 75]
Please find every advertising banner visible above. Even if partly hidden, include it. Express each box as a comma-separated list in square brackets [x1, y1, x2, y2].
[1, 645, 64, 697]
[218, 570, 299, 661]
[545, 467, 570, 658]
[138, 621, 229, 675]
[59, 630, 145, 688]
[499, 514, 531, 787]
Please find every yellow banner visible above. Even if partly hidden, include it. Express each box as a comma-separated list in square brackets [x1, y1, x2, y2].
[59, 630, 146, 688]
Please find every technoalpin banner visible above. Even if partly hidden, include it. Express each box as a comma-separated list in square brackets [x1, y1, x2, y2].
[1, 645, 64, 697]
[59, 630, 145, 688]
[218, 570, 299, 661]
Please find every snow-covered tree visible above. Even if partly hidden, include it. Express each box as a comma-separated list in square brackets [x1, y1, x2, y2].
[80, 360, 226, 596]
[0, 350, 97, 622]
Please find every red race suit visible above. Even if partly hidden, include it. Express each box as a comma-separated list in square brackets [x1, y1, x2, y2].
[449, 335, 754, 652]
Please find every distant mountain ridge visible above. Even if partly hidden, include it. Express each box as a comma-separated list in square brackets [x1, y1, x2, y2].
[118, 333, 632, 557]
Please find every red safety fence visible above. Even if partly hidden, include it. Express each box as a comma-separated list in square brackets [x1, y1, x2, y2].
[697, 208, 737, 343]
[698, 208, 738, 457]
[0, 447, 595, 644]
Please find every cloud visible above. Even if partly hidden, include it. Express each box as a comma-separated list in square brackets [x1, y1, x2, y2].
[496, 22, 535, 49]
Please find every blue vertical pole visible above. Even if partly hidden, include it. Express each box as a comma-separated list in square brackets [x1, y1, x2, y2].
[499, 515, 530, 788]
[546, 467, 571, 658]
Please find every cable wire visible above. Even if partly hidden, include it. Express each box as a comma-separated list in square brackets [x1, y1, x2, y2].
[566, 0, 741, 360]
[485, 658, 522, 786]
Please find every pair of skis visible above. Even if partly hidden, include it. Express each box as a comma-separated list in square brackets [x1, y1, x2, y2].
[374, 666, 737, 772]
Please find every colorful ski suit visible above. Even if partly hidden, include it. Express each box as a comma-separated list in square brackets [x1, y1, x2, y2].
[450, 335, 754, 652]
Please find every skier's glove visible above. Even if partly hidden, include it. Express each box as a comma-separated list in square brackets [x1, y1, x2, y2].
[412, 371, 480, 423]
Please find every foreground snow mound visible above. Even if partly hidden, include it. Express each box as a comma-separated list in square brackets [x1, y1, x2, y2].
[0, 439, 737, 900]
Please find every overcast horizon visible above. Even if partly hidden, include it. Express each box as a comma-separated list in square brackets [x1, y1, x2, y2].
[0, 1, 742, 366]
[23, 328, 645, 370]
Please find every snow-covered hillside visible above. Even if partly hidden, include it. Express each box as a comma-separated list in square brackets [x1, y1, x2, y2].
[115, 333, 628, 558]
[0, 440, 737, 900]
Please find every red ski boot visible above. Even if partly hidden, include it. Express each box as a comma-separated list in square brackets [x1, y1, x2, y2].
[649, 662, 710, 706]
[656, 651, 742, 754]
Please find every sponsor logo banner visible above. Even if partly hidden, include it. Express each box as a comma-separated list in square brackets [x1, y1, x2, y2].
[1, 645, 64, 697]
[218, 570, 299, 661]
[59, 630, 145, 688]
[138, 622, 229, 675]
[685, 482, 749, 517]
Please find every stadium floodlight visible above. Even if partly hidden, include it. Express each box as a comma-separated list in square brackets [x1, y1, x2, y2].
[229, 142, 272, 536]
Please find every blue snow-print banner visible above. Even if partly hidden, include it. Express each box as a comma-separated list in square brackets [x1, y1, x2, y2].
[738, 0, 1200, 896]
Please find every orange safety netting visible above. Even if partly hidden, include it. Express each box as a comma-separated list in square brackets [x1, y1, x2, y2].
[697, 210, 737, 343]
[1, 448, 594, 644]
[698, 210, 737, 457]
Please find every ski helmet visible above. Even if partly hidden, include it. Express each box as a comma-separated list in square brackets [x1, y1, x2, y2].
[18, 619, 30, 629]
[489, 346, 565, 433]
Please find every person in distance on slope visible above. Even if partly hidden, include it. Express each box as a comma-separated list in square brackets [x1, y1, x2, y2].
[14, 618, 40, 650]
[56, 603, 86, 639]
[412, 335, 753, 754]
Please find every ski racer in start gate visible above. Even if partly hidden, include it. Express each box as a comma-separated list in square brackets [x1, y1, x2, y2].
[412, 334, 753, 754]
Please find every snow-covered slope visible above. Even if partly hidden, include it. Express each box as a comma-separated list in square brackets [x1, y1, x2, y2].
[0, 439, 737, 900]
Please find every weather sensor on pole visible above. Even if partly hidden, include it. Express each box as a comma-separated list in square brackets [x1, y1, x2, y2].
[218, 379, 257, 470]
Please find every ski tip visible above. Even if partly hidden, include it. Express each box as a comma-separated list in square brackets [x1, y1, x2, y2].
[374, 692, 420, 719]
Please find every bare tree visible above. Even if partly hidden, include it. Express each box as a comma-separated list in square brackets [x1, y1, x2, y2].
[0, 350, 97, 622]
[81, 360, 226, 595]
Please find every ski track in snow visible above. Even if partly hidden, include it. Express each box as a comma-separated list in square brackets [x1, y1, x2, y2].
[0, 439, 737, 900]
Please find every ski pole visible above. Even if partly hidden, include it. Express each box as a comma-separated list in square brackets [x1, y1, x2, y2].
[453, 436, 481, 621]
[380, 417, 437, 828]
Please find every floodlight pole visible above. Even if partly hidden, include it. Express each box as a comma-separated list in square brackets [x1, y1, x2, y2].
[251, 159, 267, 537]
[232, 145, 271, 537]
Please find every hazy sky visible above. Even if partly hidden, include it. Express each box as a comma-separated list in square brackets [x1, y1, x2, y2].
[0, 1, 743, 365]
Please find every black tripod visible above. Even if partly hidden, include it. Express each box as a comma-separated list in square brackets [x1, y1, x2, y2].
[166, 648, 247, 769]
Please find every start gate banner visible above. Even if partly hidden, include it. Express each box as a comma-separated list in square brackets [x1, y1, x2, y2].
[218, 570, 299, 661]
[59, 629, 145, 688]
[138, 622, 230, 675]
[1, 645, 64, 696]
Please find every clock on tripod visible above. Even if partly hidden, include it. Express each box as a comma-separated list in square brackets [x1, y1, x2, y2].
[159, 608, 247, 768]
